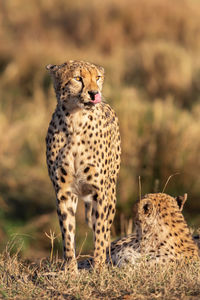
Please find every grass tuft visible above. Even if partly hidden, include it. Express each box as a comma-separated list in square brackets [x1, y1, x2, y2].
[0, 249, 200, 299]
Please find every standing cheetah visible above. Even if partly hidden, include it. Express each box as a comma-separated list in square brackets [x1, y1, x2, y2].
[46, 60, 121, 271]
[79, 193, 199, 268]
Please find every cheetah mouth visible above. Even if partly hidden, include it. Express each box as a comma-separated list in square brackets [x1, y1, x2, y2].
[81, 93, 102, 107]
[90, 93, 101, 104]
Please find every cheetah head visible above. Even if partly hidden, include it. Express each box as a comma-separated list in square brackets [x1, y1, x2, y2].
[134, 193, 187, 236]
[46, 60, 104, 109]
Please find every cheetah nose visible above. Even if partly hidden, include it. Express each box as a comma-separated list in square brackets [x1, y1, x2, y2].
[88, 90, 99, 101]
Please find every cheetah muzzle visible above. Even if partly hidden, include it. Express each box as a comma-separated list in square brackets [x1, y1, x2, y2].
[46, 60, 121, 271]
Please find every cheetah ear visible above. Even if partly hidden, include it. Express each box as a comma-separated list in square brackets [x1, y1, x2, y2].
[175, 193, 187, 211]
[46, 64, 59, 72]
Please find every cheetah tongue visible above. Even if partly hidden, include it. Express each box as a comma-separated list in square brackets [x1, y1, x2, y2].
[91, 93, 101, 104]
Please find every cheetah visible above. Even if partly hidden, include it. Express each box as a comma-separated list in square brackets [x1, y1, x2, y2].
[79, 193, 199, 268]
[45, 60, 121, 271]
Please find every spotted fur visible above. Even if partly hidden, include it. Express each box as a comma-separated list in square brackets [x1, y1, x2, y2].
[46, 60, 121, 271]
[79, 193, 199, 269]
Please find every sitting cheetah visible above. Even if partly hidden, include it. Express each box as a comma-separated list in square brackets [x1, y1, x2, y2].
[79, 193, 199, 268]
[46, 60, 121, 271]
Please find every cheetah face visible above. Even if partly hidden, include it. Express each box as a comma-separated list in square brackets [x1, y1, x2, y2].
[46, 60, 104, 108]
[136, 198, 155, 228]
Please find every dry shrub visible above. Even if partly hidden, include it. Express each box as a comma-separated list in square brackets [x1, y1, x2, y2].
[115, 90, 200, 221]
[1, 0, 200, 104]
[2, 0, 200, 49]
[124, 41, 193, 100]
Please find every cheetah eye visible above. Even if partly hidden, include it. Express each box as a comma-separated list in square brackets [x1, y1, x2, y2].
[96, 76, 101, 81]
[74, 76, 82, 82]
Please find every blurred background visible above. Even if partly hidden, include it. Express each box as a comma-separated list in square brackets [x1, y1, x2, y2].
[0, 0, 200, 259]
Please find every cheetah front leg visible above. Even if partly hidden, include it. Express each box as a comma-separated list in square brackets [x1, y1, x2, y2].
[92, 189, 110, 269]
[105, 179, 117, 263]
[56, 189, 78, 272]
[106, 179, 117, 235]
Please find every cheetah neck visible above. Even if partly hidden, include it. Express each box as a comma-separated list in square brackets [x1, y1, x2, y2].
[137, 212, 199, 258]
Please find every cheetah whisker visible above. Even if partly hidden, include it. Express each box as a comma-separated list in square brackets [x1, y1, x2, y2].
[138, 175, 142, 201]
[162, 172, 180, 193]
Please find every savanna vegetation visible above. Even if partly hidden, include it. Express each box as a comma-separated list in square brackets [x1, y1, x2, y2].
[1, 247, 200, 299]
[0, 2, 200, 297]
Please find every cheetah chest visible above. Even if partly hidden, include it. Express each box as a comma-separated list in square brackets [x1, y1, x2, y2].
[46, 104, 119, 198]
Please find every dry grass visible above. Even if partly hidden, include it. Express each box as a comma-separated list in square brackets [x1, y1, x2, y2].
[0, 248, 200, 300]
